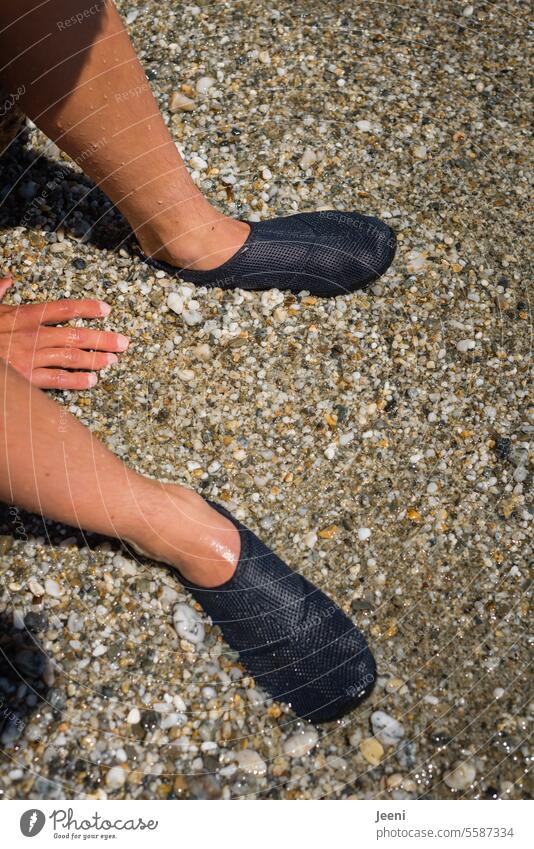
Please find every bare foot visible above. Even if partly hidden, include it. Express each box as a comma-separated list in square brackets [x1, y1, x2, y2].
[126, 483, 241, 588]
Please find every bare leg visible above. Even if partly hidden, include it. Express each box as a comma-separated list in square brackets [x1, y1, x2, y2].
[0, 358, 240, 587]
[0, 0, 249, 270]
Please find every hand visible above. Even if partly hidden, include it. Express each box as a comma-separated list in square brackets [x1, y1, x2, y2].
[0, 274, 129, 389]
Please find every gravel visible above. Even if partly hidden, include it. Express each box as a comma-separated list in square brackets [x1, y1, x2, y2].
[0, 0, 531, 802]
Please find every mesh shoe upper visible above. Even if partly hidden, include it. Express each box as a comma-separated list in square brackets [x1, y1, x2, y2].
[184, 502, 376, 723]
[144, 210, 396, 297]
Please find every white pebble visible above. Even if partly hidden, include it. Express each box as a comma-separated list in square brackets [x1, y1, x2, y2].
[106, 766, 126, 790]
[44, 578, 62, 598]
[235, 749, 267, 775]
[190, 154, 208, 171]
[300, 148, 316, 170]
[371, 710, 405, 746]
[167, 293, 184, 315]
[196, 76, 216, 95]
[339, 431, 354, 446]
[182, 309, 203, 326]
[356, 120, 372, 132]
[92, 643, 107, 657]
[173, 603, 205, 646]
[457, 339, 476, 352]
[124, 709, 140, 726]
[303, 531, 318, 549]
[358, 527, 372, 541]
[324, 444, 337, 460]
[444, 760, 476, 790]
[283, 727, 319, 758]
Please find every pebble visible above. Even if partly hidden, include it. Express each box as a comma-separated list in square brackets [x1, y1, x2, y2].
[444, 760, 477, 791]
[169, 91, 196, 113]
[106, 766, 126, 790]
[300, 148, 316, 169]
[126, 708, 141, 725]
[360, 738, 384, 766]
[28, 579, 45, 596]
[358, 528, 372, 541]
[173, 603, 205, 646]
[356, 120, 372, 132]
[182, 309, 203, 326]
[44, 578, 62, 598]
[167, 293, 184, 314]
[282, 727, 319, 758]
[196, 76, 216, 95]
[371, 711, 405, 746]
[456, 339, 476, 352]
[235, 749, 267, 776]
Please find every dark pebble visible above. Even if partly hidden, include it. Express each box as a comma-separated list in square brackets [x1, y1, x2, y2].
[494, 436, 511, 460]
[140, 709, 160, 732]
[72, 258, 86, 270]
[24, 611, 48, 633]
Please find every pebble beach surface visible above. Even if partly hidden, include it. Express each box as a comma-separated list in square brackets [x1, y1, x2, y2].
[0, 0, 531, 800]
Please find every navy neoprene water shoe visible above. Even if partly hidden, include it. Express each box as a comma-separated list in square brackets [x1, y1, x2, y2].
[142, 210, 396, 297]
[182, 502, 376, 723]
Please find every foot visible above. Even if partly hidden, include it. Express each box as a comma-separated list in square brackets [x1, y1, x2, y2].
[136, 204, 250, 272]
[140, 210, 396, 297]
[126, 483, 240, 588]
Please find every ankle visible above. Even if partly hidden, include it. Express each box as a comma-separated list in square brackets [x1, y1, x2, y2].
[125, 480, 240, 587]
[138, 214, 250, 271]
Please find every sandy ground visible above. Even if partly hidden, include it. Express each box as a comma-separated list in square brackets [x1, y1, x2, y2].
[0, 0, 531, 800]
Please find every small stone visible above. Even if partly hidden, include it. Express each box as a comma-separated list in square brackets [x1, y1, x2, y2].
[169, 91, 195, 113]
[167, 293, 184, 314]
[413, 145, 427, 159]
[318, 525, 337, 539]
[28, 579, 45, 596]
[92, 643, 107, 657]
[371, 710, 405, 746]
[190, 154, 208, 171]
[463, 5, 474, 16]
[282, 727, 319, 758]
[360, 737, 384, 765]
[196, 76, 216, 95]
[182, 309, 202, 326]
[235, 749, 267, 775]
[193, 343, 211, 362]
[358, 527, 371, 541]
[299, 148, 316, 169]
[173, 603, 205, 646]
[456, 339, 475, 353]
[444, 760, 476, 790]
[303, 531, 318, 548]
[126, 708, 141, 725]
[106, 766, 126, 790]
[356, 120, 372, 132]
[44, 578, 62, 598]
[258, 50, 271, 65]
[177, 368, 195, 382]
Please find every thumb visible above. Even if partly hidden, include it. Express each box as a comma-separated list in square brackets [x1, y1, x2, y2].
[0, 274, 13, 300]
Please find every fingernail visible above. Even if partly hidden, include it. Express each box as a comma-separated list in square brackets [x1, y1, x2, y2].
[87, 373, 98, 387]
[117, 334, 129, 351]
[99, 301, 111, 316]
[107, 353, 119, 365]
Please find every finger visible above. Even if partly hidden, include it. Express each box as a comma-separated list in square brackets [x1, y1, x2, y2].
[37, 326, 129, 352]
[20, 298, 111, 325]
[33, 348, 119, 371]
[31, 368, 98, 391]
[0, 275, 13, 300]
